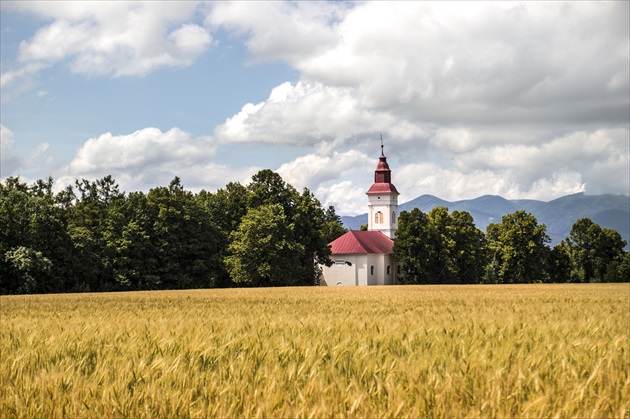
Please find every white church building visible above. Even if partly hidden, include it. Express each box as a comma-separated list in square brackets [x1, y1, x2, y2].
[321, 145, 400, 286]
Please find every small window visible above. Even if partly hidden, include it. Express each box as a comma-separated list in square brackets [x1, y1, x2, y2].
[375, 211, 383, 224]
[387, 265, 391, 275]
[370, 266, 374, 275]
[392, 211, 396, 223]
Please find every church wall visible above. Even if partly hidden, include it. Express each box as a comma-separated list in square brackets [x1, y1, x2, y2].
[321, 254, 368, 286]
[321, 253, 397, 286]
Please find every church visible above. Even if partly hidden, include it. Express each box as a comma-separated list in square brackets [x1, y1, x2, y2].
[321, 144, 400, 286]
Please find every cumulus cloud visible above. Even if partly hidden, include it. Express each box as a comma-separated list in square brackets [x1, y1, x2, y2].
[207, 1, 629, 211]
[317, 181, 369, 216]
[56, 127, 256, 193]
[1, 1, 212, 92]
[277, 149, 373, 191]
[3, 1, 628, 212]
[214, 80, 429, 146]
[210, 1, 628, 125]
[207, 1, 347, 64]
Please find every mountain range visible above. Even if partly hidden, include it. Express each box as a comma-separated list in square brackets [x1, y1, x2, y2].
[340, 193, 630, 249]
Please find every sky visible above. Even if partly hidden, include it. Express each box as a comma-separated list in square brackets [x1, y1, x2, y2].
[1, 1, 629, 215]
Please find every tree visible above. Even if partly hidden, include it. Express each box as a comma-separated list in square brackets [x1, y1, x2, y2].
[242, 170, 339, 286]
[393, 208, 433, 284]
[547, 244, 572, 283]
[225, 204, 304, 286]
[448, 210, 487, 284]
[144, 178, 222, 289]
[247, 169, 298, 217]
[196, 182, 249, 287]
[1, 177, 75, 293]
[562, 218, 627, 282]
[322, 206, 347, 244]
[485, 211, 551, 283]
[394, 207, 486, 284]
[4, 246, 52, 294]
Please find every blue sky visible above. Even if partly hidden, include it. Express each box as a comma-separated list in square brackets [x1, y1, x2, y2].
[1, 1, 629, 215]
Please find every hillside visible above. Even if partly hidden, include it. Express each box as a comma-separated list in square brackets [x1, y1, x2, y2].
[340, 193, 630, 248]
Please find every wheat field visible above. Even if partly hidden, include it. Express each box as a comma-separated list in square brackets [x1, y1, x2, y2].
[1, 284, 628, 418]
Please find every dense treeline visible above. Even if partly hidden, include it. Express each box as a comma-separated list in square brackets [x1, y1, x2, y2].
[394, 207, 629, 284]
[0, 172, 346, 294]
[2, 174, 628, 294]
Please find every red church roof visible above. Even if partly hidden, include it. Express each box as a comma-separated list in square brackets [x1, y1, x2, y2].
[328, 230, 394, 254]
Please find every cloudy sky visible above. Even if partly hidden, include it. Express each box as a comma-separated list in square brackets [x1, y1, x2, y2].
[1, 1, 628, 215]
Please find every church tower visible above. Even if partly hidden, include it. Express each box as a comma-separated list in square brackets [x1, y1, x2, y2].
[366, 141, 399, 239]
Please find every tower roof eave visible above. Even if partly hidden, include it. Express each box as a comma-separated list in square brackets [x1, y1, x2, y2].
[366, 183, 400, 195]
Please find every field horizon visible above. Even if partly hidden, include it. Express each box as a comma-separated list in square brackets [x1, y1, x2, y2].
[2, 283, 628, 418]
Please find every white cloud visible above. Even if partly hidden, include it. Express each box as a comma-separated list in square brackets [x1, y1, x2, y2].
[3, 1, 628, 210]
[207, 1, 628, 209]
[1, 1, 212, 91]
[451, 128, 629, 193]
[215, 80, 429, 147]
[207, 1, 346, 63]
[277, 149, 373, 192]
[395, 163, 585, 203]
[210, 1, 628, 126]
[56, 127, 254, 193]
[316, 181, 368, 216]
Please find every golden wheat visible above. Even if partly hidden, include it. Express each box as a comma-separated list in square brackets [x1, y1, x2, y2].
[1, 284, 628, 418]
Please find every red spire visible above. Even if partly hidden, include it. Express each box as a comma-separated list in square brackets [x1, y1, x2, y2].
[366, 140, 399, 195]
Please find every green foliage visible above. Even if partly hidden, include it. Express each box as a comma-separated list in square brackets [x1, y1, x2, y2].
[561, 217, 627, 282]
[4, 246, 52, 294]
[393, 208, 432, 284]
[1, 172, 625, 294]
[485, 210, 551, 283]
[393, 207, 486, 284]
[1, 170, 343, 294]
[225, 204, 304, 286]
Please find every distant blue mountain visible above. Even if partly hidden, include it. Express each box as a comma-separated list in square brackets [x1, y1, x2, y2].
[340, 193, 630, 248]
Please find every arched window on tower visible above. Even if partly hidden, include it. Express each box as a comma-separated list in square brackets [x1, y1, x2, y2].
[392, 211, 396, 223]
[375, 211, 383, 224]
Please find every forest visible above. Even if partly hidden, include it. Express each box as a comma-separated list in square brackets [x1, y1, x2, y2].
[1, 172, 627, 294]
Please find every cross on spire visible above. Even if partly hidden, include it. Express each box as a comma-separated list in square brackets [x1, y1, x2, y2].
[380, 134, 384, 156]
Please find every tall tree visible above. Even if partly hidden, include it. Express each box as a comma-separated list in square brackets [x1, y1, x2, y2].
[394, 207, 486, 284]
[561, 218, 627, 282]
[485, 210, 551, 283]
[448, 210, 487, 284]
[144, 177, 222, 289]
[393, 208, 433, 284]
[225, 204, 304, 287]
[196, 182, 249, 287]
[242, 170, 338, 285]
[547, 244, 572, 283]
[322, 205, 347, 244]
[1, 177, 75, 293]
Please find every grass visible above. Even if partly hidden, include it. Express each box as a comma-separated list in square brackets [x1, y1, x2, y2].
[1, 283, 629, 418]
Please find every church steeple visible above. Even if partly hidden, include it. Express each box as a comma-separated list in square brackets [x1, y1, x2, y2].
[367, 141, 399, 196]
[366, 139, 399, 239]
